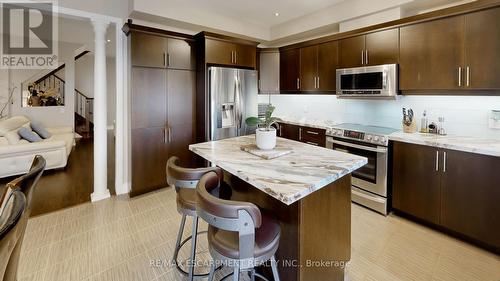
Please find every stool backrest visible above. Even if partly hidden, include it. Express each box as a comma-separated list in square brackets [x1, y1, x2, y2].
[196, 172, 262, 260]
[6, 155, 45, 214]
[0, 190, 27, 281]
[166, 156, 223, 190]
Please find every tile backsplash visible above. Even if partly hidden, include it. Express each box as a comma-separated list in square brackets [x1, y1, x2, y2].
[258, 94, 500, 139]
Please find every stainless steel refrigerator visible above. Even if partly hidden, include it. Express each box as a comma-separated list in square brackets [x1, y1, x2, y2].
[207, 66, 258, 141]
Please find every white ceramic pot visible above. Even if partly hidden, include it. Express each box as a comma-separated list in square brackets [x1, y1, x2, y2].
[256, 128, 277, 150]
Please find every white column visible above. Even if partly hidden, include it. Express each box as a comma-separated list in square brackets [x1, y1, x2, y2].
[91, 18, 111, 202]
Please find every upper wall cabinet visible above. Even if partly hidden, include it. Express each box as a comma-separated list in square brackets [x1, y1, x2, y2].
[205, 38, 256, 68]
[131, 32, 195, 70]
[399, 16, 465, 91]
[280, 48, 300, 91]
[464, 7, 500, 90]
[299, 41, 339, 92]
[400, 8, 500, 92]
[339, 29, 398, 68]
[258, 50, 280, 94]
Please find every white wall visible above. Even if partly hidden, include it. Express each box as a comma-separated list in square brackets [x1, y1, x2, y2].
[75, 54, 116, 127]
[259, 94, 500, 139]
[339, 8, 402, 32]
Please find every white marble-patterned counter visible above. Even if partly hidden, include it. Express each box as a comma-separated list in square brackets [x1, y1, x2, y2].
[277, 117, 338, 130]
[389, 132, 500, 157]
[189, 135, 367, 205]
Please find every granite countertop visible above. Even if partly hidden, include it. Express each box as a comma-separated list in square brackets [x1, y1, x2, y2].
[276, 117, 338, 130]
[189, 135, 367, 205]
[389, 132, 500, 157]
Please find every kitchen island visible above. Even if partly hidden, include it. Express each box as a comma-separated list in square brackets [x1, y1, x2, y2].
[189, 135, 367, 281]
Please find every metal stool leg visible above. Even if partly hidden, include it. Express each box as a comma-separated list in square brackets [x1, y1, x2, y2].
[233, 262, 240, 281]
[173, 214, 187, 264]
[188, 215, 199, 281]
[271, 255, 280, 281]
[208, 260, 216, 281]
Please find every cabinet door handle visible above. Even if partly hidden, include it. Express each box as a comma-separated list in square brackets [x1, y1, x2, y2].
[164, 127, 168, 143]
[297, 78, 300, 90]
[443, 151, 447, 173]
[306, 141, 319, 146]
[458, 67, 462, 87]
[279, 125, 282, 137]
[163, 52, 167, 67]
[167, 53, 171, 67]
[435, 150, 439, 172]
[314, 77, 317, 89]
[299, 128, 303, 140]
[466, 66, 470, 87]
[365, 50, 369, 65]
[306, 130, 319, 135]
[235, 51, 237, 64]
[317, 77, 320, 89]
[361, 51, 364, 65]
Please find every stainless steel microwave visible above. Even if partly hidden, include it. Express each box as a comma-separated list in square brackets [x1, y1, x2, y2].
[336, 64, 398, 98]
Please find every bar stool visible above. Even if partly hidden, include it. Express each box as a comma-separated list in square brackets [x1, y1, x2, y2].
[196, 172, 281, 281]
[166, 156, 224, 281]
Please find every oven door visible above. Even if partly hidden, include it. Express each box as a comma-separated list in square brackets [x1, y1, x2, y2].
[326, 137, 388, 197]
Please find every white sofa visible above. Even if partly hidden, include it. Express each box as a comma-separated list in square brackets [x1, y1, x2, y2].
[0, 116, 75, 178]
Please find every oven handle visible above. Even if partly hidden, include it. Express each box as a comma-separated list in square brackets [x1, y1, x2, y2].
[327, 137, 388, 154]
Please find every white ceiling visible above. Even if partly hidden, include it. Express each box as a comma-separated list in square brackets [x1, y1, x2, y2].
[177, 0, 347, 27]
[130, 0, 471, 44]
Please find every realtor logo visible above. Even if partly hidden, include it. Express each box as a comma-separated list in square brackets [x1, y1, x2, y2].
[1, 1, 58, 69]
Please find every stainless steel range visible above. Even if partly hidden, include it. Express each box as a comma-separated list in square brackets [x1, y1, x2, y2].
[326, 123, 399, 215]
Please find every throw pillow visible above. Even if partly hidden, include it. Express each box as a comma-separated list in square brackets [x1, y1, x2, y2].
[18, 127, 42, 142]
[30, 121, 52, 139]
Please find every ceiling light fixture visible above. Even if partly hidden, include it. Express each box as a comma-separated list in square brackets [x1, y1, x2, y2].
[107, 39, 111, 42]
[274, 12, 279, 16]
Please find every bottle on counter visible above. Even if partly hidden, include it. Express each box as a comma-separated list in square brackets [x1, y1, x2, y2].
[420, 110, 428, 133]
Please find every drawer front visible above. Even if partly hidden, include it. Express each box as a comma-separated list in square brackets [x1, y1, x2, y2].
[299, 126, 326, 147]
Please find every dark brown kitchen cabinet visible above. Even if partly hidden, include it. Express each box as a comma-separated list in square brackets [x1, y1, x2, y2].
[130, 29, 197, 197]
[339, 35, 365, 68]
[131, 33, 168, 68]
[299, 126, 326, 147]
[277, 123, 300, 141]
[166, 38, 196, 70]
[317, 41, 339, 91]
[280, 49, 300, 91]
[131, 67, 168, 195]
[205, 38, 256, 68]
[167, 70, 196, 167]
[392, 141, 500, 252]
[364, 29, 399, 66]
[339, 29, 398, 68]
[300, 45, 318, 91]
[440, 149, 500, 251]
[278, 123, 326, 147]
[299, 41, 339, 92]
[131, 33, 195, 70]
[464, 7, 500, 90]
[399, 16, 465, 91]
[392, 141, 442, 225]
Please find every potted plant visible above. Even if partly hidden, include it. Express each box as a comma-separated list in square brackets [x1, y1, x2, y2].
[245, 105, 279, 150]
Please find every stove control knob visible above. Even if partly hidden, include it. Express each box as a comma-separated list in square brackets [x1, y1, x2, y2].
[366, 135, 373, 141]
[380, 137, 386, 144]
[373, 136, 380, 142]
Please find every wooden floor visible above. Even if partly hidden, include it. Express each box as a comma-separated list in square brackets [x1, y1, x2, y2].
[0, 133, 115, 217]
[16, 188, 500, 281]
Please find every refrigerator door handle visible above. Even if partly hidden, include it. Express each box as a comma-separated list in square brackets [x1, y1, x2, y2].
[235, 75, 243, 132]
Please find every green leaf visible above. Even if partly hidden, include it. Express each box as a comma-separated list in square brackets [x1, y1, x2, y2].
[245, 117, 263, 126]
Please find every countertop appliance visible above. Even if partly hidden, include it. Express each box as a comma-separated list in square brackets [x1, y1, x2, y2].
[207, 66, 258, 141]
[336, 64, 398, 98]
[326, 123, 399, 214]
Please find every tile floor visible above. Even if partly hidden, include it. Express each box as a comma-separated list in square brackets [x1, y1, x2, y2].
[17, 187, 500, 281]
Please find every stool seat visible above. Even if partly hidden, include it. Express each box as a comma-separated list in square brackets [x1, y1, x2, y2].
[177, 188, 197, 212]
[208, 212, 281, 260]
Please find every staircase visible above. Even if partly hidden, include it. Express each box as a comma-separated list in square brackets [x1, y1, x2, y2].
[74, 90, 94, 138]
[30, 50, 94, 138]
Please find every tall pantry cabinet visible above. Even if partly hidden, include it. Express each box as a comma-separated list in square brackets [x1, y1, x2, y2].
[126, 25, 197, 197]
